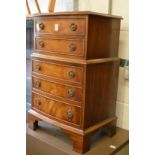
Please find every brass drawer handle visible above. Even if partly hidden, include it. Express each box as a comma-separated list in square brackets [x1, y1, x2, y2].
[34, 98, 41, 106]
[68, 89, 75, 97]
[39, 41, 45, 48]
[68, 71, 76, 78]
[69, 43, 77, 52]
[67, 109, 73, 119]
[70, 23, 77, 31]
[39, 23, 45, 30]
[34, 80, 41, 88]
[35, 64, 41, 71]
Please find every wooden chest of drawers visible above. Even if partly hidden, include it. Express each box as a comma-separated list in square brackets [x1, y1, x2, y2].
[28, 11, 122, 154]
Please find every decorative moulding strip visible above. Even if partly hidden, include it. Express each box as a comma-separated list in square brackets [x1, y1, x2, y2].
[31, 53, 120, 65]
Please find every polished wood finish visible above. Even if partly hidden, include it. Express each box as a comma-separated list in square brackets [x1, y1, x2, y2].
[84, 61, 120, 129]
[35, 17, 86, 36]
[29, 109, 117, 136]
[32, 76, 83, 103]
[35, 37, 85, 57]
[65, 131, 91, 154]
[32, 59, 84, 84]
[34, 14, 121, 59]
[31, 53, 120, 65]
[32, 93, 81, 126]
[28, 11, 121, 154]
[33, 11, 122, 19]
[87, 15, 121, 59]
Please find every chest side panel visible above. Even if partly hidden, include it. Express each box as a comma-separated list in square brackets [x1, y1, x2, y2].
[83, 61, 120, 129]
[87, 15, 121, 59]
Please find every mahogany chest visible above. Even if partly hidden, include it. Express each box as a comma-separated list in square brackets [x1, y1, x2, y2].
[28, 11, 122, 153]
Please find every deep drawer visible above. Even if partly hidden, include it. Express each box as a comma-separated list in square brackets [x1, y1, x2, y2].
[35, 17, 86, 36]
[32, 59, 83, 84]
[35, 37, 85, 57]
[32, 76, 82, 103]
[32, 93, 81, 125]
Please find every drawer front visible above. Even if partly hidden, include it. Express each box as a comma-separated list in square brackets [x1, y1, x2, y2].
[32, 60, 83, 84]
[35, 17, 86, 36]
[35, 38, 85, 57]
[32, 93, 81, 125]
[32, 76, 82, 103]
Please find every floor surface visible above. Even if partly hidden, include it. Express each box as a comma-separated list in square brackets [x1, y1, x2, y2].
[27, 122, 129, 155]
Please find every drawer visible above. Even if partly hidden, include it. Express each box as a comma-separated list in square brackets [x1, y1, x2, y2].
[35, 17, 86, 36]
[35, 37, 85, 57]
[32, 60, 83, 84]
[32, 76, 82, 103]
[32, 93, 81, 125]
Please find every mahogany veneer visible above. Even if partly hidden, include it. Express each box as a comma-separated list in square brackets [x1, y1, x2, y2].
[28, 11, 122, 154]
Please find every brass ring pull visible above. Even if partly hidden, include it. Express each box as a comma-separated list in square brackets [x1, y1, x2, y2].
[39, 23, 45, 30]
[69, 43, 77, 52]
[68, 71, 76, 78]
[67, 109, 73, 119]
[34, 98, 41, 106]
[35, 64, 41, 71]
[70, 23, 77, 31]
[67, 89, 75, 97]
[39, 41, 45, 48]
[34, 80, 41, 88]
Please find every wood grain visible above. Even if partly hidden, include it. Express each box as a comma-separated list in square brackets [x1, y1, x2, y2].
[32, 93, 81, 126]
[34, 14, 121, 59]
[35, 17, 86, 36]
[86, 15, 121, 59]
[28, 11, 122, 154]
[31, 53, 120, 64]
[35, 37, 85, 57]
[83, 60, 120, 129]
[32, 76, 83, 103]
[32, 59, 84, 84]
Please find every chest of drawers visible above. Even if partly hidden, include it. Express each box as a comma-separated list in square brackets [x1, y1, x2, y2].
[28, 11, 122, 154]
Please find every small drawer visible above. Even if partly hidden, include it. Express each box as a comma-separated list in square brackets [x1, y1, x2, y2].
[32, 93, 81, 125]
[35, 17, 86, 36]
[32, 76, 82, 103]
[32, 60, 83, 84]
[35, 37, 85, 57]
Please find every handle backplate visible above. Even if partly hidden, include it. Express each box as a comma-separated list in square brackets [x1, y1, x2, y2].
[39, 23, 45, 30]
[70, 23, 77, 31]
[67, 109, 73, 120]
[68, 71, 76, 78]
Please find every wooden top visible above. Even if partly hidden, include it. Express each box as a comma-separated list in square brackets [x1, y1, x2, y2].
[33, 11, 123, 19]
